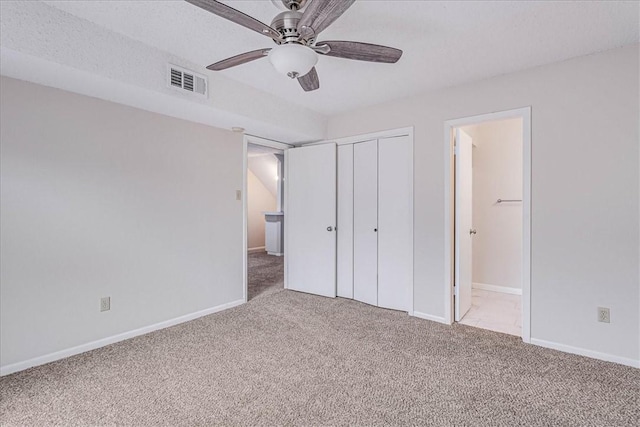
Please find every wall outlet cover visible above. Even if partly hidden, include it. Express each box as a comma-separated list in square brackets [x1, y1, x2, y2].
[597, 307, 610, 323]
[100, 297, 111, 312]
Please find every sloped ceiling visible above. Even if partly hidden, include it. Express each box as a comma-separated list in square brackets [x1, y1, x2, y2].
[248, 154, 279, 198]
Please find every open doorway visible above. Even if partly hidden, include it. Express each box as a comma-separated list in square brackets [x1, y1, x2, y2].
[242, 136, 293, 302]
[445, 108, 531, 341]
[245, 141, 286, 301]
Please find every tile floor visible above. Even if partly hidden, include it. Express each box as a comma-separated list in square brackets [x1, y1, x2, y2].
[459, 288, 521, 336]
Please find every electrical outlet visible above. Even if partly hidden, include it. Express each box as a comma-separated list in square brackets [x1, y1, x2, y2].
[597, 307, 610, 323]
[236, 190, 242, 201]
[100, 297, 111, 312]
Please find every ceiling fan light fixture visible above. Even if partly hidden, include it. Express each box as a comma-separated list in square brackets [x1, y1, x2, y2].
[268, 44, 318, 79]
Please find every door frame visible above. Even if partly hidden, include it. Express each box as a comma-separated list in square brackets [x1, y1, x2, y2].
[242, 134, 293, 303]
[443, 107, 531, 342]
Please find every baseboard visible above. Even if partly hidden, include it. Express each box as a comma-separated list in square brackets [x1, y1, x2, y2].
[530, 338, 639, 369]
[267, 252, 283, 256]
[248, 246, 265, 253]
[0, 298, 245, 376]
[473, 282, 522, 295]
[412, 311, 449, 325]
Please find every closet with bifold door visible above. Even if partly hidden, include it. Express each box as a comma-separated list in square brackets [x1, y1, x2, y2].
[337, 135, 413, 312]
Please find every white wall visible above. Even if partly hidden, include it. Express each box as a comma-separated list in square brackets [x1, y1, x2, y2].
[463, 119, 523, 290]
[247, 169, 276, 250]
[327, 45, 639, 364]
[0, 76, 244, 370]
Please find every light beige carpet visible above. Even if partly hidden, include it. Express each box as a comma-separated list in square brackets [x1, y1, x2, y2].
[1, 289, 638, 426]
[247, 252, 284, 301]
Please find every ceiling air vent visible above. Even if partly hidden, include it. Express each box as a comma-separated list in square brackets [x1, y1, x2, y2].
[167, 64, 208, 98]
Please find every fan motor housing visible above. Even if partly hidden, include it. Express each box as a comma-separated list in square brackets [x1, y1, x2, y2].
[271, 11, 314, 45]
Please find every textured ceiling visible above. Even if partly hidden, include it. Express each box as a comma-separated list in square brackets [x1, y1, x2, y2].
[23, 1, 640, 117]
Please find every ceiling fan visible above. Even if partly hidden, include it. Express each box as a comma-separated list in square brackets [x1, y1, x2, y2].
[185, 0, 403, 92]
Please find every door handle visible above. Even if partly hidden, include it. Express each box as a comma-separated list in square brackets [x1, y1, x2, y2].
[374, 228, 378, 232]
[470, 229, 477, 235]
[327, 226, 333, 232]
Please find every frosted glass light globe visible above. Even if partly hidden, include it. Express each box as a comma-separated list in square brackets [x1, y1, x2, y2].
[268, 44, 318, 79]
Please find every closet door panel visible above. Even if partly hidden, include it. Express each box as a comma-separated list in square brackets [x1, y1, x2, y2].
[286, 143, 337, 298]
[337, 144, 354, 299]
[353, 140, 378, 306]
[378, 135, 413, 312]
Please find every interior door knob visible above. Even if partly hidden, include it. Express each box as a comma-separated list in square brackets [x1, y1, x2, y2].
[374, 228, 378, 232]
[470, 229, 477, 235]
[327, 226, 333, 232]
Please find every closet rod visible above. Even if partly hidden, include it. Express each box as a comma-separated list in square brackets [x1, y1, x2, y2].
[496, 199, 522, 203]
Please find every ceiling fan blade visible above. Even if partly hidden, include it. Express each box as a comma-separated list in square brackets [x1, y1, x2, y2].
[206, 49, 271, 71]
[185, 0, 282, 41]
[298, 67, 319, 92]
[297, 0, 355, 39]
[317, 40, 402, 63]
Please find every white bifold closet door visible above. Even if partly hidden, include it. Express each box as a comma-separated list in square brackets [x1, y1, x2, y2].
[337, 144, 354, 299]
[286, 143, 337, 298]
[348, 136, 413, 312]
[353, 140, 378, 306]
[378, 135, 413, 312]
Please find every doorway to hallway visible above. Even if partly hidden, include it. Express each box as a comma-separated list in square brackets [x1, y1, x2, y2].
[244, 137, 291, 301]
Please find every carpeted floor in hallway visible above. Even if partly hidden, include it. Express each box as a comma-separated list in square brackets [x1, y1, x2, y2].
[247, 251, 283, 301]
[1, 288, 638, 426]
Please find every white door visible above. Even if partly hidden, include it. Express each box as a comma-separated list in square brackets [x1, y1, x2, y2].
[455, 129, 473, 321]
[378, 135, 413, 312]
[353, 140, 378, 306]
[286, 143, 337, 298]
[337, 144, 354, 299]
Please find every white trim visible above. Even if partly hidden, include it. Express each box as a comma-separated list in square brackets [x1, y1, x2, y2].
[522, 109, 532, 344]
[302, 127, 414, 147]
[444, 107, 532, 343]
[245, 134, 293, 151]
[243, 138, 248, 303]
[444, 124, 454, 329]
[283, 149, 289, 290]
[412, 311, 449, 325]
[0, 299, 245, 376]
[409, 129, 415, 316]
[530, 338, 640, 369]
[330, 126, 414, 146]
[472, 282, 522, 295]
[248, 246, 266, 254]
[243, 134, 291, 301]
